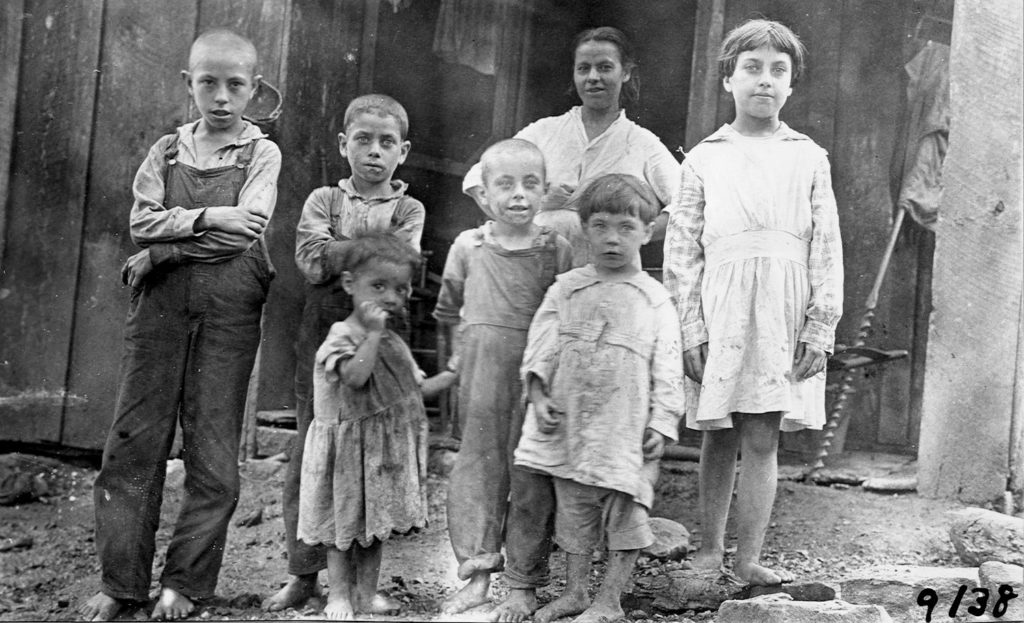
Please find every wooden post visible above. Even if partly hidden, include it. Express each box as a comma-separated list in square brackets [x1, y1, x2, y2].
[918, 0, 1023, 502]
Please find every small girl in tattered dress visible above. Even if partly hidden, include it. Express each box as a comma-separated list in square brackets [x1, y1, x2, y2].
[664, 19, 843, 586]
[297, 235, 456, 620]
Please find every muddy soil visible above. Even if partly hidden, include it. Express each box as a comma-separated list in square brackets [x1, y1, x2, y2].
[0, 450, 969, 622]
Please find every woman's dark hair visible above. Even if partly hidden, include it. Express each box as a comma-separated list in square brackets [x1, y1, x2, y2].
[570, 26, 640, 110]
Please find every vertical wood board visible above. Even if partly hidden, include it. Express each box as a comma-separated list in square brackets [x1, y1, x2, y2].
[0, 0, 25, 268]
[918, 0, 1022, 502]
[0, 1, 103, 443]
[62, 0, 200, 449]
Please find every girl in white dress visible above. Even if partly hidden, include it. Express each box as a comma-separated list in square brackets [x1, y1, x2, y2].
[664, 18, 843, 586]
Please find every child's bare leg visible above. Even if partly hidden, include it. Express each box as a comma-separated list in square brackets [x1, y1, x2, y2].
[440, 571, 491, 614]
[353, 539, 401, 614]
[151, 587, 194, 621]
[262, 572, 322, 611]
[572, 549, 638, 623]
[534, 553, 590, 623]
[694, 428, 739, 571]
[325, 546, 356, 620]
[78, 593, 126, 621]
[732, 413, 793, 585]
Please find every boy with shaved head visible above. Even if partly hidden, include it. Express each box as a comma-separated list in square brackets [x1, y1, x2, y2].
[80, 28, 280, 621]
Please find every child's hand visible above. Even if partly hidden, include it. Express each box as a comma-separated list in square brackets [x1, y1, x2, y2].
[197, 205, 268, 238]
[121, 249, 153, 288]
[683, 343, 709, 383]
[792, 342, 827, 381]
[357, 301, 389, 333]
[642, 428, 666, 460]
[534, 396, 564, 434]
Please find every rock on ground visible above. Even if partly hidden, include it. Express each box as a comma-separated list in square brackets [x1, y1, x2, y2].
[642, 517, 690, 560]
[978, 561, 1024, 622]
[841, 565, 979, 623]
[948, 507, 1024, 566]
[717, 593, 893, 623]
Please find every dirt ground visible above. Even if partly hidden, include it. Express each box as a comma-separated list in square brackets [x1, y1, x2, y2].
[0, 448, 974, 622]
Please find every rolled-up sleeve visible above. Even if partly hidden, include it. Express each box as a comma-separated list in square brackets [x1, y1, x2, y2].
[799, 154, 844, 352]
[647, 298, 685, 442]
[662, 161, 708, 350]
[294, 188, 341, 284]
[520, 282, 563, 390]
[432, 234, 469, 325]
[392, 198, 425, 253]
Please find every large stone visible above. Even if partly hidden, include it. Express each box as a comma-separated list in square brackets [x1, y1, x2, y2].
[948, 507, 1024, 566]
[717, 594, 892, 623]
[978, 561, 1023, 622]
[641, 517, 690, 560]
[842, 565, 979, 623]
[256, 425, 295, 459]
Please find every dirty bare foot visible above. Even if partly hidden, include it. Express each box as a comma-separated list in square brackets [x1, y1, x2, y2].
[534, 591, 590, 623]
[691, 546, 725, 572]
[357, 592, 401, 615]
[324, 587, 355, 621]
[150, 587, 194, 621]
[441, 572, 490, 614]
[487, 588, 537, 622]
[78, 592, 125, 621]
[572, 600, 624, 623]
[734, 561, 794, 586]
[262, 573, 322, 611]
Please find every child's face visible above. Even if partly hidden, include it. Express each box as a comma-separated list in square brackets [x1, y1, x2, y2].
[482, 152, 545, 229]
[573, 40, 631, 113]
[184, 48, 259, 135]
[342, 260, 413, 318]
[724, 45, 794, 125]
[584, 210, 653, 274]
[339, 112, 410, 192]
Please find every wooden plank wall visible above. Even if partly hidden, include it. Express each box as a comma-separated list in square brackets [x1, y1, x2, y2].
[0, 1, 104, 443]
[0, 0, 24, 267]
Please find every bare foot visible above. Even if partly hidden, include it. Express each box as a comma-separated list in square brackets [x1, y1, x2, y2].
[150, 587, 194, 621]
[488, 588, 537, 622]
[78, 592, 126, 621]
[734, 561, 794, 586]
[262, 573, 322, 611]
[572, 600, 624, 623]
[357, 592, 401, 615]
[440, 572, 490, 614]
[690, 546, 725, 572]
[534, 591, 590, 623]
[324, 588, 355, 621]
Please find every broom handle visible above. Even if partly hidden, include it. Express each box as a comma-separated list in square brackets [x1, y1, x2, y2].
[813, 208, 906, 470]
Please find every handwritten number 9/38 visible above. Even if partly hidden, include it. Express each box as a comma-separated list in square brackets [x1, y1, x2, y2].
[916, 584, 1019, 621]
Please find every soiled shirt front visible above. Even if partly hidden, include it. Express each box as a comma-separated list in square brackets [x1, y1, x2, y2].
[514, 265, 685, 508]
[294, 178, 425, 284]
[130, 120, 280, 264]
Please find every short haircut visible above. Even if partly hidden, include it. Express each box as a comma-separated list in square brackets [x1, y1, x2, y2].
[571, 26, 640, 109]
[342, 233, 421, 277]
[719, 19, 807, 83]
[343, 94, 410, 140]
[479, 138, 546, 184]
[189, 28, 258, 75]
[577, 173, 659, 224]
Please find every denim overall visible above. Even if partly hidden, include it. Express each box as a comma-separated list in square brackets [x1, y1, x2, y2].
[93, 138, 271, 601]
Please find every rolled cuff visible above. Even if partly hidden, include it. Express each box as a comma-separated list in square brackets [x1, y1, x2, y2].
[681, 320, 709, 351]
[798, 318, 836, 354]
